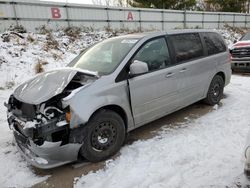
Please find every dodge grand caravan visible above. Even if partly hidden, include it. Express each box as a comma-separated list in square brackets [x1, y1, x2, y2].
[5, 30, 231, 169]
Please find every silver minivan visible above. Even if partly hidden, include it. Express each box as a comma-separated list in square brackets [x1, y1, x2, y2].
[6, 30, 231, 169]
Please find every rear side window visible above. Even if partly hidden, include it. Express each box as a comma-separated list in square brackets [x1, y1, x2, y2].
[170, 33, 203, 63]
[203, 33, 226, 55]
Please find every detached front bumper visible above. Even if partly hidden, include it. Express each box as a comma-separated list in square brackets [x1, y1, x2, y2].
[8, 110, 82, 169]
[231, 58, 250, 72]
[14, 129, 81, 169]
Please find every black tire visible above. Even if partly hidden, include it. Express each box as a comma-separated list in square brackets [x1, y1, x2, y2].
[244, 169, 250, 178]
[79, 109, 125, 162]
[204, 75, 224, 106]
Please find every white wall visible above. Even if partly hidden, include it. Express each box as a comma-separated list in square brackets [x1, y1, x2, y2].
[0, 1, 248, 32]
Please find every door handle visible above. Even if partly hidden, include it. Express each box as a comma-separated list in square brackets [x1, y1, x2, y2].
[165, 72, 174, 78]
[179, 68, 187, 73]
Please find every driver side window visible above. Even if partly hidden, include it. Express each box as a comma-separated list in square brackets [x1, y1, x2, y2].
[133, 37, 171, 71]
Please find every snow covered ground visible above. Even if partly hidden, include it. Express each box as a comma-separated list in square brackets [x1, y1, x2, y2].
[74, 75, 250, 188]
[0, 29, 113, 187]
[0, 89, 48, 187]
[0, 27, 249, 187]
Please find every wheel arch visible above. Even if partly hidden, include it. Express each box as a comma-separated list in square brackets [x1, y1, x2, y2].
[204, 71, 225, 105]
[215, 71, 225, 85]
[89, 105, 128, 131]
[203, 71, 226, 102]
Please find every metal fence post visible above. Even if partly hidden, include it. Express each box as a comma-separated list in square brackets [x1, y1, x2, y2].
[183, 10, 187, 28]
[161, 10, 164, 31]
[65, 4, 70, 27]
[202, 11, 204, 28]
[218, 13, 220, 29]
[11, 1, 18, 26]
[245, 13, 247, 28]
[233, 14, 235, 27]
[106, 7, 110, 29]
[119, 9, 123, 31]
[138, 9, 141, 32]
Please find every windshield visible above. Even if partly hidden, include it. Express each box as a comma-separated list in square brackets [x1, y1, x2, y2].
[68, 37, 139, 75]
[240, 33, 250, 41]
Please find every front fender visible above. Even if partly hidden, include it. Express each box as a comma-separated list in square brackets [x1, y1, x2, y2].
[64, 90, 134, 130]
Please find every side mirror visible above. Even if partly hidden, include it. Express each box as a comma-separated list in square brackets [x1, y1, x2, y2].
[129, 60, 149, 76]
[233, 39, 237, 44]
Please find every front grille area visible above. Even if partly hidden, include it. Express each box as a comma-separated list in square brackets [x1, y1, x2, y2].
[232, 47, 250, 58]
[10, 96, 37, 120]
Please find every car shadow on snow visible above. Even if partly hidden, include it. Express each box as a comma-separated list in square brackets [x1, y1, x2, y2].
[125, 101, 214, 144]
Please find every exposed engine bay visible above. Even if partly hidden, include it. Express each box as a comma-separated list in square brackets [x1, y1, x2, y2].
[6, 69, 97, 148]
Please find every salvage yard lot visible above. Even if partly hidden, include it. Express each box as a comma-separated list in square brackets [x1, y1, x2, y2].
[1, 29, 250, 187]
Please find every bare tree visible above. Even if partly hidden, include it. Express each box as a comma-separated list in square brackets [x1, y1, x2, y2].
[248, 0, 250, 13]
[105, 0, 111, 6]
[196, 0, 206, 10]
[114, 0, 127, 7]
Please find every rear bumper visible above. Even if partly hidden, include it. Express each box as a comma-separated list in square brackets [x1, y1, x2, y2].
[14, 130, 81, 169]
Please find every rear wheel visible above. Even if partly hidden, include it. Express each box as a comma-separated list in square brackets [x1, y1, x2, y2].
[79, 110, 125, 162]
[204, 75, 224, 106]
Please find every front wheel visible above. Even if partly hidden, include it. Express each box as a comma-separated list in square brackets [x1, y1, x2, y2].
[204, 75, 224, 106]
[79, 110, 125, 162]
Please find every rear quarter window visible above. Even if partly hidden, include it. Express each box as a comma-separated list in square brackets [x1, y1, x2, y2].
[169, 33, 203, 63]
[203, 32, 226, 55]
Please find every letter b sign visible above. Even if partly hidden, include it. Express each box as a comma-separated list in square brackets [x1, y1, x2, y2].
[51, 7, 61, 19]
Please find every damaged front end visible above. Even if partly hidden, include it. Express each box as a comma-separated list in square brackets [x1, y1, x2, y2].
[5, 68, 97, 169]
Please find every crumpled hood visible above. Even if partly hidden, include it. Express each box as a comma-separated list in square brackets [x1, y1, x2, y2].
[13, 67, 97, 105]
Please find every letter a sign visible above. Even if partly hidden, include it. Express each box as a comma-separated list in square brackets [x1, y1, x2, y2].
[127, 11, 133, 21]
[51, 7, 61, 19]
